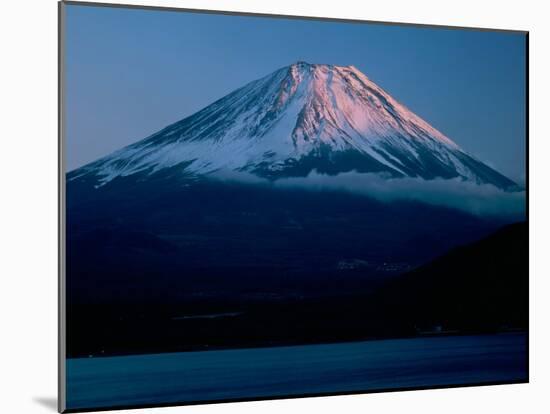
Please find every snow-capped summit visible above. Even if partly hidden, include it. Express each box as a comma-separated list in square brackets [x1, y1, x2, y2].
[69, 61, 516, 189]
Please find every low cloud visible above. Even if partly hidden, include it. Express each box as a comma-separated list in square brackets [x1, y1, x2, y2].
[211, 169, 526, 219]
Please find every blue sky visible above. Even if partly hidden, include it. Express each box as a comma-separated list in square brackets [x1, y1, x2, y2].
[64, 4, 526, 181]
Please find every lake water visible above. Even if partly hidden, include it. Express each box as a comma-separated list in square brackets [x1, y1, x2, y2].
[66, 333, 527, 410]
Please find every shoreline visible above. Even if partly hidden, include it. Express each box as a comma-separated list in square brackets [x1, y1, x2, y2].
[67, 329, 527, 360]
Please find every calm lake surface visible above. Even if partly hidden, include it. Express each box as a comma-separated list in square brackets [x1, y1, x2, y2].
[66, 333, 527, 410]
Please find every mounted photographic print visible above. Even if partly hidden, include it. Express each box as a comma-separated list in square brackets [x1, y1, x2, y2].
[59, 1, 528, 412]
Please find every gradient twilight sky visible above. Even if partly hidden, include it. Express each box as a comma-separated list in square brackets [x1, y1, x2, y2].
[64, 4, 526, 181]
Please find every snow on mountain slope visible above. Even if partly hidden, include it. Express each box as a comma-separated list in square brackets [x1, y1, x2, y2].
[68, 62, 516, 189]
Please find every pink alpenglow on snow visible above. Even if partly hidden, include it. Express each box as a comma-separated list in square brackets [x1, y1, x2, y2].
[70, 62, 517, 190]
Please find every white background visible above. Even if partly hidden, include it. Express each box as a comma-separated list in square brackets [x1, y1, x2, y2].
[0, 0, 547, 413]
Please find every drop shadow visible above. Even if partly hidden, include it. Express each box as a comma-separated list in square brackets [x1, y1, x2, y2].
[32, 396, 57, 412]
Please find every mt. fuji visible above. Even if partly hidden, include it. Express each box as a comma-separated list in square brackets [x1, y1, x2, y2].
[66, 62, 525, 358]
[69, 62, 516, 189]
